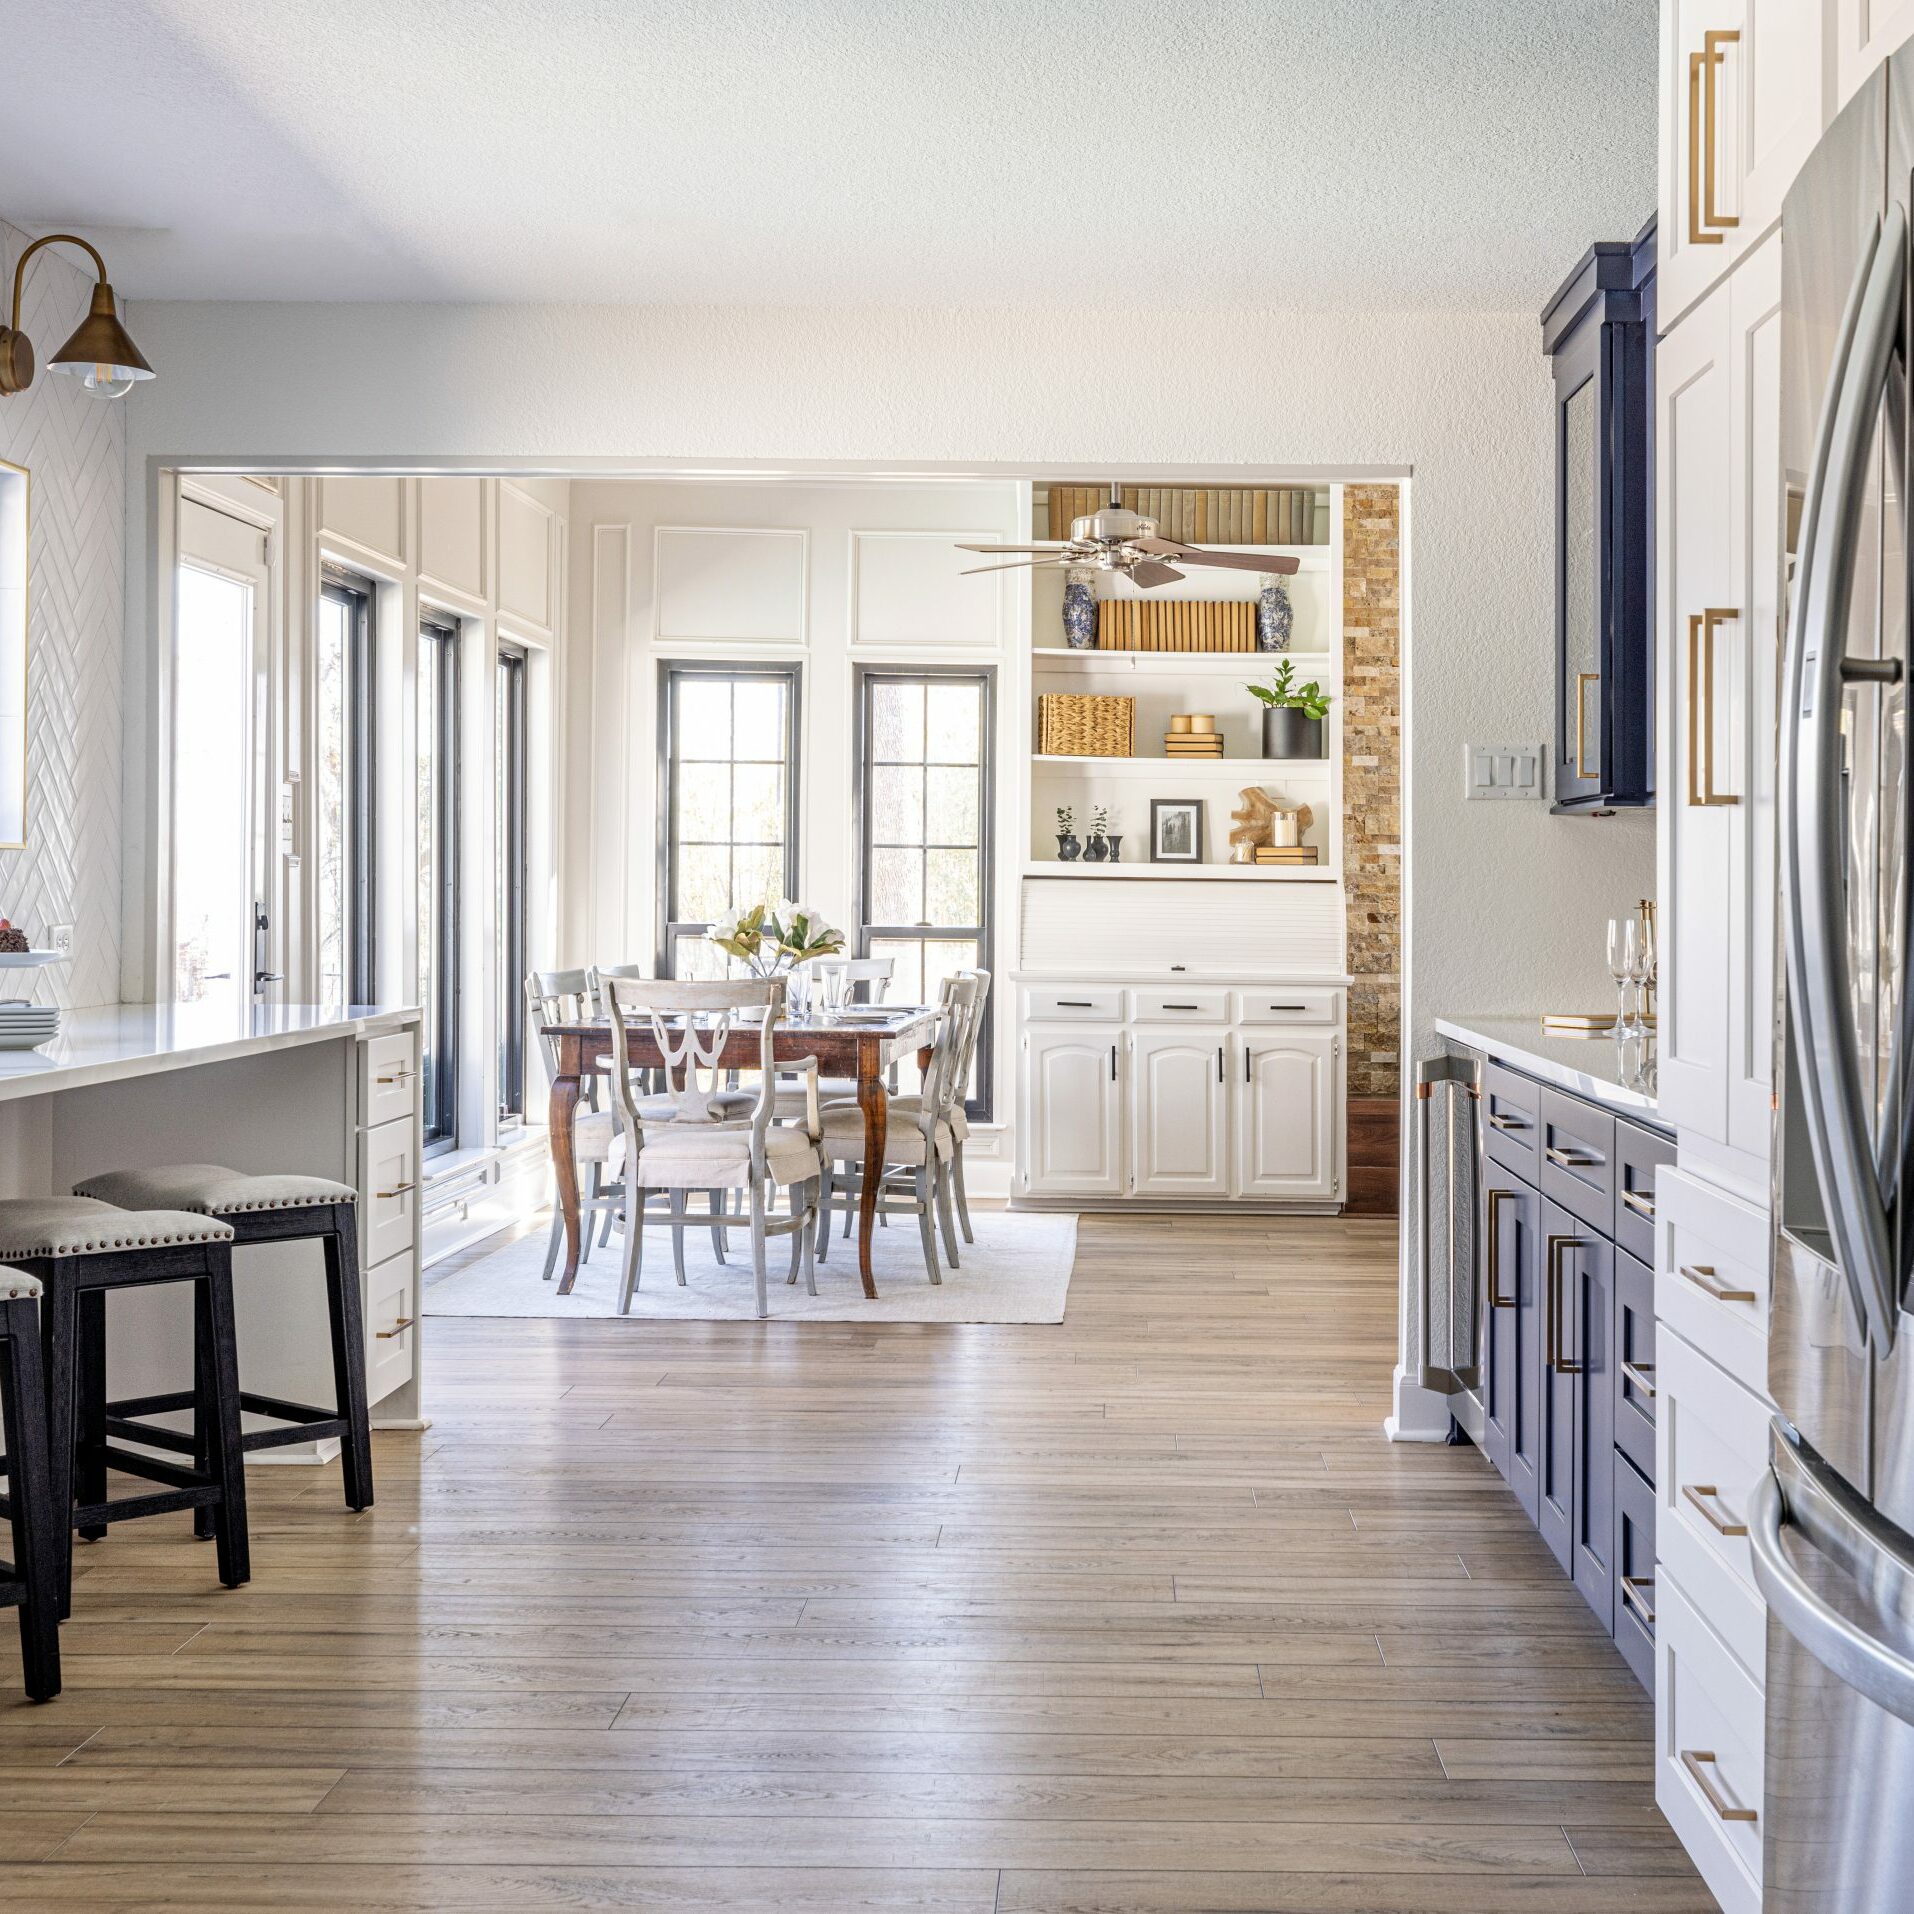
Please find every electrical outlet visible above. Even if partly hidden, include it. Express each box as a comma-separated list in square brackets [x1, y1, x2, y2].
[48, 923, 72, 956]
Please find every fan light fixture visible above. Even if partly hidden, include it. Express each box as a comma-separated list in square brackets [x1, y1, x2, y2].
[0, 234, 154, 400]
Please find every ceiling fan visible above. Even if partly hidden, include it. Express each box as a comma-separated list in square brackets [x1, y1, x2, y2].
[958, 488, 1302, 590]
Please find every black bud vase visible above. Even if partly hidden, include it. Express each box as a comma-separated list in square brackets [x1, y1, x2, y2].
[1083, 834, 1109, 863]
[1056, 833, 1081, 861]
[1106, 835, 1123, 864]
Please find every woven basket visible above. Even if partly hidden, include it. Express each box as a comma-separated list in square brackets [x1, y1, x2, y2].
[1038, 693, 1135, 757]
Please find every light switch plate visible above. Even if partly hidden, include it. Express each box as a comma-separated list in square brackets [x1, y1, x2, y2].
[1465, 742, 1543, 801]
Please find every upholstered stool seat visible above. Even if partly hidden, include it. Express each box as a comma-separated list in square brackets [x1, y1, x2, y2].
[71, 1164, 374, 1534]
[0, 1263, 59, 1699]
[0, 1195, 251, 1613]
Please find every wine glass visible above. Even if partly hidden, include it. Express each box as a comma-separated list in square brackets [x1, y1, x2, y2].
[1607, 917, 1642, 1033]
[1636, 913, 1657, 1033]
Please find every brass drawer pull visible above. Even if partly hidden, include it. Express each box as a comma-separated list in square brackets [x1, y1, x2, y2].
[1621, 1574, 1656, 1627]
[1620, 1188, 1655, 1219]
[1683, 1482, 1749, 1537]
[1546, 1234, 1585, 1375]
[1486, 1189, 1517, 1309]
[1687, 52, 1719, 247]
[1700, 30, 1740, 236]
[1487, 1111, 1528, 1132]
[1680, 1748, 1756, 1823]
[1679, 1262, 1756, 1304]
[1545, 1145, 1598, 1169]
[1687, 609, 1741, 805]
[376, 1180, 417, 1201]
[376, 1068, 414, 1085]
[1621, 1359, 1658, 1399]
[1574, 670, 1600, 779]
[375, 1316, 415, 1340]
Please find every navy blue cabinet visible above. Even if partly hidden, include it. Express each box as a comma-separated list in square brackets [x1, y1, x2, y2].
[1540, 218, 1656, 813]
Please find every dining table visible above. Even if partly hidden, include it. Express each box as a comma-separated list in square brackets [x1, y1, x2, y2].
[539, 1004, 942, 1297]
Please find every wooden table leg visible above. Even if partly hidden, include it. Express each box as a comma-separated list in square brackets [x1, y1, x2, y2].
[549, 1037, 586, 1294]
[856, 1036, 884, 1299]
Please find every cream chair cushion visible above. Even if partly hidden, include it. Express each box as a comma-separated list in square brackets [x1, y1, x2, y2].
[636, 1089, 757, 1123]
[830, 1090, 969, 1142]
[571, 1111, 622, 1164]
[0, 1196, 235, 1259]
[75, 1163, 356, 1215]
[771, 1080, 857, 1121]
[630, 1123, 823, 1191]
[0, 1264, 41, 1299]
[819, 1107, 953, 1166]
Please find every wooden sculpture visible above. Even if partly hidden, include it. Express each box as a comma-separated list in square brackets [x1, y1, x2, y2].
[1229, 788, 1313, 864]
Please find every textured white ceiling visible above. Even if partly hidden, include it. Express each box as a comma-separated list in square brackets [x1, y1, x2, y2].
[0, 0, 1655, 308]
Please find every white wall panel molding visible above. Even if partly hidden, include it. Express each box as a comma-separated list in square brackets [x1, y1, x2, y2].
[498, 480, 557, 634]
[654, 526, 807, 646]
[416, 475, 488, 609]
[849, 529, 1005, 650]
[315, 475, 407, 571]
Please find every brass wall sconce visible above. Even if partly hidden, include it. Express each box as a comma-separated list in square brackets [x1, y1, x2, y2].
[0, 233, 153, 400]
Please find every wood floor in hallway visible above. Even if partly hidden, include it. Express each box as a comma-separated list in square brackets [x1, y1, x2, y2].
[0, 1210, 1715, 1911]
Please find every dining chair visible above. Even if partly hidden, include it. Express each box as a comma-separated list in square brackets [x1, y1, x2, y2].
[773, 954, 898, 1120]
[814, 972, 979, 1287]
[602, 976, 826, 1318]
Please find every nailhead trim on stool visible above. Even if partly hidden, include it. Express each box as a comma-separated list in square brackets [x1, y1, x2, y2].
[0, 1197, 235, 1259]
[75, 1164, 357, 1216]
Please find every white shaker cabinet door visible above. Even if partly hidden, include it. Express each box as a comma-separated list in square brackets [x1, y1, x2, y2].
[1656, 271, 1737, 1146]
[1235, 1030, 1339, 1202]
[1129, 1029, 1230, 1199]
[1021, 1027, 1124, 1197]
[1835, 0, 1914, 108]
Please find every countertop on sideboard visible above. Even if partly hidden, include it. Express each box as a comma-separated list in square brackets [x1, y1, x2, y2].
[0, 1002, 420, 1104]
[1435, 1014, 1662, 1124]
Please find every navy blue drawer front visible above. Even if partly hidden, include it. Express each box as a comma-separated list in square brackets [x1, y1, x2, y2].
[1483, 1061, 1541, 1179]
[1614, 1247, 1656, 1482]
[1613, 1449, 1655, 1692]
[1614, 1120, 1672, 1265]
[1539, 1086, 1615, 1234]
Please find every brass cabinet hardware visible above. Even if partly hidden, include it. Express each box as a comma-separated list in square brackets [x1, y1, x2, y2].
[1688, 52, 1719, 245]
[1488, 1111, 1528, 1132]
[1487, 1189, 1518, 1308]
[1546, 1233, 1585, 1374]
[1574, 671, 1600, 779]
[375, 1316, 415, 1340]
[1679, 1261, 1756, 1304]
[1621, 1359, 1658, 1399]
[1621, 1574, 1657, 1626]
[1683, 1482, 1750, 1536]
[376, 1180, 417, 1201]
[375, 1068, 414, 1085]
[1700, 30, 1741, 235]
[1545, 1145, 1598, 1169]
[1681, 1748, 1756, 1822]
[1687, 608, 1741, 805]
[1620, 1187, 1656, 1218]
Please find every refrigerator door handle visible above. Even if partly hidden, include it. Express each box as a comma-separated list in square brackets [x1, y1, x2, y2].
[1414, 1052, 1481, 1394]
[1783, 201, 1906, 1358]
[1752, 1428, 1914, 1730]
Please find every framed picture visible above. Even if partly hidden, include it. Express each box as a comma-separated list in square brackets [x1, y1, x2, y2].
[1150, 797, 1203, 864]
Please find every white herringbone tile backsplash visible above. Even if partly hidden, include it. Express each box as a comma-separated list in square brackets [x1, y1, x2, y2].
[0, 219, 124, 1008]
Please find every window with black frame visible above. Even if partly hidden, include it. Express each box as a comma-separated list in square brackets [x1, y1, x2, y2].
[659, 663, 799, 978]
[315, 566, 377, 1006]
[495, 644, 528, 1123]
[856, 667, 993, 1118]
[418, 615, 461, 1150]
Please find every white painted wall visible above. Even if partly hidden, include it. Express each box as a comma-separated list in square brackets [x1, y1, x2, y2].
[117, 296, 1657, 1411]
[0, 218, 124, 1008]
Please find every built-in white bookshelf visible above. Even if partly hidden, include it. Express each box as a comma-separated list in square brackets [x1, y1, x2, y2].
[1021, 487, 1344, 878]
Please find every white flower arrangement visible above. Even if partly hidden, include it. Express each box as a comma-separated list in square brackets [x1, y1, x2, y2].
[706, 896, 846, 974]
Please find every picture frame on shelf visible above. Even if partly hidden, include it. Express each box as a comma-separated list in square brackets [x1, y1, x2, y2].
[1150, 798, 1203, 864]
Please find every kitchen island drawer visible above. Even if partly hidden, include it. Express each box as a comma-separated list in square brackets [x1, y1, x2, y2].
[358, 1120, 420, 1270]
[1658, 1324, 1769, 1614]
[364, 1248, 416, 1405]
[1656, 1167, 1769, 1397]
[1539, 1085, 1615, 1232]
[360, 1030, 419, 1131]
[1614, 1448, 1656, 1691]
[1482, 1061, 1540, 1178]
[1614, 1118, 1674, 1265]
[1615, 1247, 1657, 1481]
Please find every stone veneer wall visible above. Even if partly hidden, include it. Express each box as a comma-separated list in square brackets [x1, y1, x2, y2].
[1340, 484, 1403, 1105]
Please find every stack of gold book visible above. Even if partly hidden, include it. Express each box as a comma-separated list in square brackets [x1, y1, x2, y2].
[1164, 713, 1223, 758]
[1253, 845, 1320, 865]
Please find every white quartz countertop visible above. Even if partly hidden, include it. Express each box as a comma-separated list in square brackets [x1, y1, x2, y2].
[0, 1002, 419, 1104]
[1434, 1015, 1663, 1123]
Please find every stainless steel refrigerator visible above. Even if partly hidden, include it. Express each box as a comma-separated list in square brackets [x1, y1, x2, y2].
[1768, 51, 1914, 1913]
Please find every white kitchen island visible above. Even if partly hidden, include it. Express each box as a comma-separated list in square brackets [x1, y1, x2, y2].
[0, 1001, 426, 1443]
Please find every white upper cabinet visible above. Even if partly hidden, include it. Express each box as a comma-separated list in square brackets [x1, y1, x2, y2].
[1129, 1029, 1231, 1199]
[1656, 234, 1782, 1182]
[1834, 0, 1914, 106]
[1660, 0, 1826, 332]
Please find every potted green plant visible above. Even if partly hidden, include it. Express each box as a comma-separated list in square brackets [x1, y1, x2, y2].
[1247, 658, 1332, 759]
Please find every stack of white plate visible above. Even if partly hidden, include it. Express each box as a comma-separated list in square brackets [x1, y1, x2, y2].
[0, 1001, 61, 1051]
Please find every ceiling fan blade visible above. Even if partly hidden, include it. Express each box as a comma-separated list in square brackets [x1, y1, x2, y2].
[1132, 535, 1194, 556]
[960, 558, 1069, 575]
[955, 543, 1068, 554]
[1128, 559, 1185, 589]
[1175, 548, 1301, 574]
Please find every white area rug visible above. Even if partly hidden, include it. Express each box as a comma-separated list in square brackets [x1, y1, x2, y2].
[426, 1207, 1077, 1323]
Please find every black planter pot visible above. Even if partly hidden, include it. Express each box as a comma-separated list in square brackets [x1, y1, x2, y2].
[1261, 706, 1325, 759]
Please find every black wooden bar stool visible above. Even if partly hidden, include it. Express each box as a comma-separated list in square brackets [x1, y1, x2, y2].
[0, 1266, 60, 1699]
[0, 1197, 249, 1613]
[72, 1167, 373, 1526]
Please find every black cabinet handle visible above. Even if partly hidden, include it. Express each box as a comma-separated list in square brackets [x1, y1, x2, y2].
[1163, 1002, 1201, 1011]
[1266, 1004, 1306, 1012]
[1109, 1044, 1117, 1081]
[1216, 1045, 1224, 1082]
[1057, 999, 1093, 1008]
[1243, 1044, 1251, 1084]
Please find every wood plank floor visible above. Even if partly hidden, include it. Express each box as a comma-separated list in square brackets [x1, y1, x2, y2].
[0, 1210, 1716, 1911]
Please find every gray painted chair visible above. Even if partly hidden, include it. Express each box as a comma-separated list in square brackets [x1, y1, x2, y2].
[602, 976, 826, 1318]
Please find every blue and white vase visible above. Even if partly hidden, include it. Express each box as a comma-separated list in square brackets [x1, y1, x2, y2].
[1061, 567, 1098, 650]
[1256, 573, 1293, 653]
